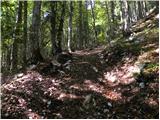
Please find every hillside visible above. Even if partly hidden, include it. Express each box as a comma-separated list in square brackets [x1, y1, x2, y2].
[1, 7, 159, 119]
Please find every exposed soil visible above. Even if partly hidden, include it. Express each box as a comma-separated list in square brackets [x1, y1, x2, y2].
[1, 11, 159, 119]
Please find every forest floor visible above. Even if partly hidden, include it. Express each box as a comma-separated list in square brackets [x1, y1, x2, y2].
[1, 11, 159, 119]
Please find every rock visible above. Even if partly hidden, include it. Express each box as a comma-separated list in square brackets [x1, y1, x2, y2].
[57, 52, 72, 64]
[139, 82, 145, 88]
[104, 109, 109, 113]
[40, 63, 60, 75]
[92, 66, 98, 72]
[17, 73, 24, 78]
[28, 64, 37, 70]
[107, 102, 112, 107]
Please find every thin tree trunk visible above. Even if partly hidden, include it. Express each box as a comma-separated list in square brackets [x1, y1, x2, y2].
[144, 1, 148, 14]
[105, 1, 112, 48]
[68, 1, 73, 53]
[110, 1, 115, 23]
[78, 1, 83, 49]
[30, 1, 43, 64]
[7, 48, 11, 72]
[128, 2, 132, 24]
[23, 1, 27, 68]
[12, 1, 22, 71]
[57, 1, 66, 53]
[90, 0, 97, 44]
[137, 1, 143, 19]
[142, 1, 146, 17]
[50, 1, 58, 55]
[84, 0, 89, 48]
[122, 0, 131, 37]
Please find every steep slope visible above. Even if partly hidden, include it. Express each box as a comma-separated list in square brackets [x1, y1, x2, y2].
[1, 11, 159, 119]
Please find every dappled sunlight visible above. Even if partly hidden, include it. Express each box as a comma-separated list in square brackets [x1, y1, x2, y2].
[136, 48, 159, 63]
[68, 79, 105, 93]
[103, 90, 122, 101]
[1, 0, 159, 119]
[58, 93, 82, 100]
[103, 62, 140, 85]
[83, 79, 104, 93]
[144, 98, 158, 108]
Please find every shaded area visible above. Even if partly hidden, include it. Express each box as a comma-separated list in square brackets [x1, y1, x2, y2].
[1, 9, 159, 119]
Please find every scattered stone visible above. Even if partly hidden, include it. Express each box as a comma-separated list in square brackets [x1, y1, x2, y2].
[17, 73, 24, 78]
[107, 102, 112, 107]
[104, 109, 109, 113]
[93, 66, 98, 72]
[139, 82, 145, 88]
[47, 101, 51, 107]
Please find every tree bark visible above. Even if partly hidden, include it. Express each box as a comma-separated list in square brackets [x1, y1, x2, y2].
[57, 1, 66, 53]
[137, 1, 143, 19]
[110, 1, 115, 23]
[78, 1, 83, 49]
[23, 1, 27, 68]
[68, 1, 73, 52]
[30, 1, 43, 64]
[90, 0, 97, 44]
[122, 0, 131, 36]
[105, 1, 112, 48]
[84, 0, 89, 48]
[12, 1, 22, 71]
[50, 1, 58, 56]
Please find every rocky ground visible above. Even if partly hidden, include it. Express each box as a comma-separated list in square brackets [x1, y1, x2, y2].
[1, 10, 159, 119]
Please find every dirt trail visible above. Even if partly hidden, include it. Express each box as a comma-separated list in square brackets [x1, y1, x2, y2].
[2, 39, 158, 118]
[1, 13, 159, 118]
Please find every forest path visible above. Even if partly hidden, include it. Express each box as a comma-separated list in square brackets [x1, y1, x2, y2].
[1, 35, 158, 118]
[1, 12, 159, 119]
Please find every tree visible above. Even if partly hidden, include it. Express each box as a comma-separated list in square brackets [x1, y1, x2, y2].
[12, 1, 22, 71]
[110, 1, 115, 23]
[23, 1, 27, 68]
[105, 1, 112, 48]
[137, 1, 143, 20]
[78, 1, 83, 49]
[50, 1, 58, 56]
[82, 0, 89, 48]
[121, 0, 131, 37]
[57, 1, 66, 53]
[68, 0, 73, 53]
[90, 0, 97, 44]
[29, 1, 43, 64]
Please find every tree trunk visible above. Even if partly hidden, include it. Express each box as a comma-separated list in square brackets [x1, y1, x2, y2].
[110, 1, 115, 23]
[7, 48, 11, 72]
[68, 1, 73, 53]
[30, 2, 43, 63]
[84, 0, 89, 48]
[23, 1, 27, 68]
[57, 1, 66, 53]
[30, 1, 43, 64]
[78, 1, 83, 49]
[144, 1, 148, 13]
[122, 0, 131, 37]
[50, 1, 58, 56]
[12, 1, 22, 71]
[137, 1, 143, 19]
[105, 1, 112, 48]
[141, 1, 146, 17]
[128, 2, 132, 24]
[90, 0, 97, 44]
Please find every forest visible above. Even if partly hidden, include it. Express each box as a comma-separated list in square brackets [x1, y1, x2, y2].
[1, 0, 159, 119]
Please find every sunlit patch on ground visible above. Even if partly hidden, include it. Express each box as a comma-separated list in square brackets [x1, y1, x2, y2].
[144, 98, 159, 108]
[103, 90, 122, 101]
